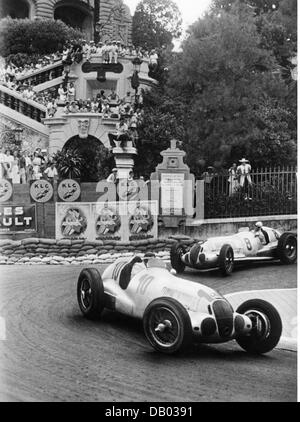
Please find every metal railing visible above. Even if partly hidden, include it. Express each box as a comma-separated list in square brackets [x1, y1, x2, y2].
[204, 166, 297, 218]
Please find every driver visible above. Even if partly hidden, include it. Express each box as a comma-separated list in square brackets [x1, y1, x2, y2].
[254, 222, 270, 245]
[119, 253, 156, 290]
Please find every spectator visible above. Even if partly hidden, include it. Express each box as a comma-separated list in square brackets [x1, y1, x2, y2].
[109, 41, 119, 64]
[107, 168, 118, 183]
[58, 84, 67, 102]
[202, 166, 215, 184]
[96, 41, 104, 57]
[108, 117, 129, 149]
[69, 101, 79, 113]
[149, 49, 158, 73]
[67, 82, 76, 103]
[228, 163, 239, 196]
[4, 150, 14, 179]
[108, 88, 119, 103]
[46, 98, 57, 117]
[237, 158, 252, 199]
[44, 162, 58, 181]
[128, 170, 134, 181]
[0, 146, 8, 178]
[19, 152, 27, 184]
[103, 40, 110, 64]
[32, 151, 42, 179]
[11, 150, 20, 184]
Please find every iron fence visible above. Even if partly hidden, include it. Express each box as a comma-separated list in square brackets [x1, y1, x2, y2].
[204, 166, 297, 218]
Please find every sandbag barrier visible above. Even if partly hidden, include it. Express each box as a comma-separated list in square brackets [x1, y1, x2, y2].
[0, 236, 196, 265]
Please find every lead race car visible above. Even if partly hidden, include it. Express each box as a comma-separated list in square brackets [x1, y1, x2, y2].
[77, 254, 282, 354]
[170, 223, 297, 276]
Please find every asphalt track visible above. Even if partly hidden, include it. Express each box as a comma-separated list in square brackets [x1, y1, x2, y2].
[0, 261, 297, 402]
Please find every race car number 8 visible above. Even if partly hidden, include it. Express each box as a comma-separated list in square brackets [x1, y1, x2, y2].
[244, 238, 252, 250]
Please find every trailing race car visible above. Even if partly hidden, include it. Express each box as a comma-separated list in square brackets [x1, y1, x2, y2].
[77, 254, 282, 354]
[170, 223, 297, 276]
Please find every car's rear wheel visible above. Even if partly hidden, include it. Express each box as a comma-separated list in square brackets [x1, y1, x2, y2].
[277, 233, 297, 264]
[235, 299, 282, 354]
[170, 243, 186, 274]
[218, 244, 234, 276]
[77, 268, 105, 320]
[143, 297, 192, 354]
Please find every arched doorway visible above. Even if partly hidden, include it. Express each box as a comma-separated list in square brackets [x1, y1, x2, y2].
[62, 135, 114, 182]
[54, 1, 93, 40]
[0, 0, 31, 19]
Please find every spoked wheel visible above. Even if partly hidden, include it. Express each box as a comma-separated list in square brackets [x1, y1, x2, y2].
[277, 233, 297, 264]
[77, 268, 105, 320]
[80, 278, 92, 311]
[218, 244, 234, 276]
[170, 243, 186, 274]
[143, 297, 192, 354]
[235, 299, 282, 354]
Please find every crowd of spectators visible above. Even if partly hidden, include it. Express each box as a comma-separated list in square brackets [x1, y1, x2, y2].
[0, 146, 58, 184]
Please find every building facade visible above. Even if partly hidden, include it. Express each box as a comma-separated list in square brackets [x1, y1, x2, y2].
[0, 0, 132, 43]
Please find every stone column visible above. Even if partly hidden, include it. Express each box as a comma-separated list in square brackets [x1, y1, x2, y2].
[112, 143, 137, 179]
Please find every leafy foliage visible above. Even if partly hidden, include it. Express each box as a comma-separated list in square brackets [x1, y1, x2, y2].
[136, 3, 296, 176]
[132, 0, 182, 49]
[52, 149, 83, 180]
[0, 18, 82, 57]
[62, 137, 114, 182]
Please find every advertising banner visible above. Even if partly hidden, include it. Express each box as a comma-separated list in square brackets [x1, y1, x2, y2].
[56, 203, 91, 240]
[0, 204, 36, 233]
[127, 200, 158, 241]
[57, 179, 81, 202]
[56, 201, 158, 242]
[91, 202, 125, 241]
[30, 179, 54, 203]
[0, 178, 13, 203]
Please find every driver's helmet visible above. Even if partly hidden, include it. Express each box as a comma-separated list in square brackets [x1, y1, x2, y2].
[143, 252, 156, 265]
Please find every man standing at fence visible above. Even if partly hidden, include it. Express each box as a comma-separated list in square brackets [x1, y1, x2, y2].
[237, 158, 252, 200]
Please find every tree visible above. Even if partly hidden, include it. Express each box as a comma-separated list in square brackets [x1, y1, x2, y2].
[211, 0, 281, 14]
[132, 0, 182, 50]
[137, 4, 296, 177]
[0, 18, 82, 58]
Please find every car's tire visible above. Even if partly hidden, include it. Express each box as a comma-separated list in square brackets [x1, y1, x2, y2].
[170, 243, 186, 274]
[143, 297, 192, 354]
[235, 299, 282, 354]
[77, 268, 105, 320]
[277, 233, 297, 264]
[218, 244, 234, 276]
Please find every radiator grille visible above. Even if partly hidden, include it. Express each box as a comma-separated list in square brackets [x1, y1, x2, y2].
[212, 300, 234, 338]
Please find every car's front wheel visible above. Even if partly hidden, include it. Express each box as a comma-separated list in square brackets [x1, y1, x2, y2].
[218, 244, 234, 276]
[277, 233, 297, 264]
[235, 299, 282, 354]
[77, 268, 105, 320]
[170, 243, 186, 274]
[143, 297, 192, 354]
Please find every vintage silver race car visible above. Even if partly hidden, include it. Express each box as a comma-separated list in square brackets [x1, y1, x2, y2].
[77, 255, 282, 354]
[170, 225, 297, 276]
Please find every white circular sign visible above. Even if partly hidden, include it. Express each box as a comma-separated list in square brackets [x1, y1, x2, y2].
[30, 179, 54, 203]
[0, 178, 13, 202]
[58, 179, 81, 202]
